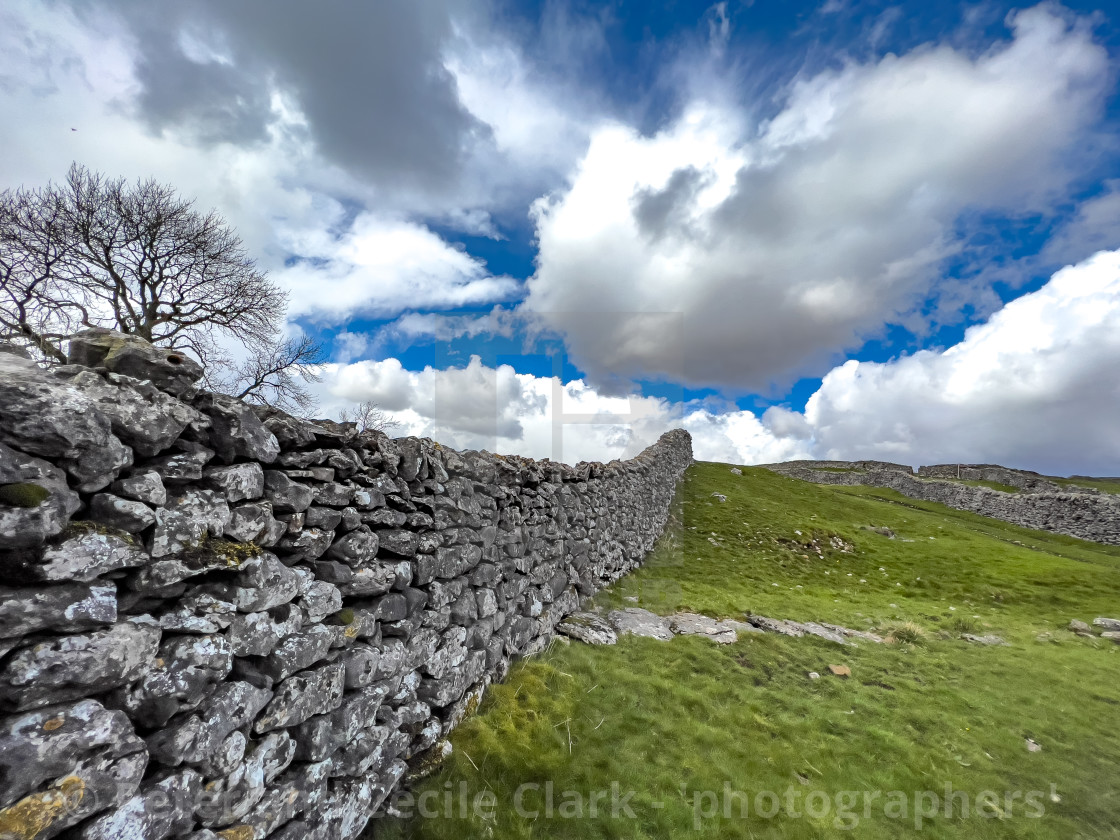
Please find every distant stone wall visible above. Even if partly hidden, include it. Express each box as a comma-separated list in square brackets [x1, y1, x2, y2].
[0, 332, 692, 840]
[765, 462, 1120, 545]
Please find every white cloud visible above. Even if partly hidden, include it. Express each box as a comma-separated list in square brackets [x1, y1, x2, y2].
[276, 215, 520, 323]
[523, 4, 1111, 392]
[797, 247, 1120, 474]
[311, 248, 1120, 475]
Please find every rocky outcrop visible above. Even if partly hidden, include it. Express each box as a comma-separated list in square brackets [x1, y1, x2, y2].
[0, 335, 691, 840]
[765, 461, 1120, 545]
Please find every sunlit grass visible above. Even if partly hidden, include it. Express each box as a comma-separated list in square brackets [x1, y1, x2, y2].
[372, 463, 1120, 840]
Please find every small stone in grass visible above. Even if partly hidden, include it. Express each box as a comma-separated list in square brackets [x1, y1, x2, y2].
[828, 664, 851, 677]
[1026, 738, 1042, 753]
[807, 672, 820, 680]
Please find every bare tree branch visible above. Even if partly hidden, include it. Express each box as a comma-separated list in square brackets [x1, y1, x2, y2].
[338, 400, 402, 435]
[1, 163, 315, 407]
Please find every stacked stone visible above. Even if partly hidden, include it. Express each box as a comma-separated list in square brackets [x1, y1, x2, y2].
[0, 330, 692, 840]
[765, 462, 1120, 545]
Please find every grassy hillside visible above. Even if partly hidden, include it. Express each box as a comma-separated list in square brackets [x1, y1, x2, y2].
[373, 463, 1120, 840]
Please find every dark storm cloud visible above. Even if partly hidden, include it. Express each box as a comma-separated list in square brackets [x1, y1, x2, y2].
[85, 0, 490, 196]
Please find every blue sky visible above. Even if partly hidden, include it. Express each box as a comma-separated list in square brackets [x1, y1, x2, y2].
[3, 0, 1120, 472]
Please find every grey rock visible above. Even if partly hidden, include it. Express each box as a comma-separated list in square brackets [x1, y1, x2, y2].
[69, 370, 204, 457]
[0, 582, 117, 638]
[227, 553, 302, 612]
[1068, 618, 1094, 636]
[669, 613, 739, 644]
[607, 607, 674, 641]
[68, 328, 204, 397]
[264, 470, 314, 514]
[304, 505, 343, 531]
[1101, 631, 1120, 644]
[203, 462, 265, 502]
[111, 633, 234, 726]
[79, 768, 202, 840]
[378, 528, 419, 557]
[961, 633, 1010, 646]
[228, 604, 303, 657]
[111, 471, 167, 506]
[146, 681, 272, 767]
[254, 405, 322, 449]
[194, 731, 295, 827]
[0, 442, 82, 549]
[0, 353, 132, 491]
[33, 524, 148, 582]
[225, 501, 280, 544]
[1093, 617, 1120, 632]
[326, 527, 378, 566]
[244, 624, 335, 683]
[89, 492, 157, 533]
[255, 662, 347, 732]
[0, 698, 145, 810]
[194, 392, 280, 464]
[0, 618, 161, 711]
[275, 527, 334, 563]
[238, 759, 331, 839]
[300, 581, 343, 624]
[159, 593, 238, 635]
[557, 612, 618, 645]
[149, 489, 230, 558]
[144, 447, 214, 484]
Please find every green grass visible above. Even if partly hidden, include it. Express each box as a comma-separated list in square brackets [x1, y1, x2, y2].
[1051, 476, 1120, 495]
[371, 463, 1120, 840]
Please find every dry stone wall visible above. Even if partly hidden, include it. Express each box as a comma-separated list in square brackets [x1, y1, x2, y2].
[0, 331, 692, 840]
[765, 461, 1120, 545]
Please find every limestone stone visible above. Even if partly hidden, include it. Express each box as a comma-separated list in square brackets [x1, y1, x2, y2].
[0, 354, 132, 492]
[264, 470, 314, 513]
[203, 462, 265, 502]
[0, 582, 117, 639]
[0, 442, 81, 549]
[89, 492, 157, 533]
[78, 769, 202, 840]
[111, 633, 234, 727]
[557, 612, 618, 645]
[254, 662, 347, 732]
[69, 370, 204, 457]
[68, 328, 204, 397]
[0, 618, 161, 711]
[194, 392, 280, 465]
[607, 607, 674, 640]
[32, 525, 149, 582]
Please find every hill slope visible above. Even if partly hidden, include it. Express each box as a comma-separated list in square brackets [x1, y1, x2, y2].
[374, 463, 1120, 840]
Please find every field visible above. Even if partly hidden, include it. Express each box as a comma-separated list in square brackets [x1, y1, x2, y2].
[372, 463, 1120, 839]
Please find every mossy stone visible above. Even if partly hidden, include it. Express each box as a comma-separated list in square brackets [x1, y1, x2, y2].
[0, 482, 51, 508]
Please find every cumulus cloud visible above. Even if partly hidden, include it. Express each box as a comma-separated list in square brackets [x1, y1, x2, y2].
[311, 249, 1120, 475]
[798, 248, 1120, 475]
[276, 215, 520, 323]
[524, 5, 1112, 391]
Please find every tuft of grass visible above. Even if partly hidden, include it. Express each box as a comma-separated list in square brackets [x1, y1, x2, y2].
[883, 620, 928, 645]
[375, 462, 1120, 840]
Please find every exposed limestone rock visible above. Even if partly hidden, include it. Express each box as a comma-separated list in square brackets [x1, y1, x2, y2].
[607, 607, 674, 640]
[195, 392, 280, 465]
[0, 354, 132, 491]
[0, 582, 117, 638]
[68, 328, 204, 397]
[89, 492, 157, 533]
[0, 443, 81, 550]
[557, 612, 618, 645]
[0, 617, 161, 711]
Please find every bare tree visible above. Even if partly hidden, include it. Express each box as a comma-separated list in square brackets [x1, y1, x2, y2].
[222, 334, 324, 415]
[0, 163, 319, 411]
[338, 400, 402, 435]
